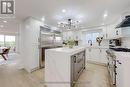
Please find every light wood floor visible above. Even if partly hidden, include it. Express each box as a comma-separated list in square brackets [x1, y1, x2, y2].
[0, 56, 111, 87]
[75, 63, 111, 87]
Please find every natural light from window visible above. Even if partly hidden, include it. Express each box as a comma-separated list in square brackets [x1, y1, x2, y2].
[0, 35, 16, 53]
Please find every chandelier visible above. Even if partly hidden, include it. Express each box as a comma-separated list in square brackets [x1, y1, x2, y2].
[58, 19, 80, 29]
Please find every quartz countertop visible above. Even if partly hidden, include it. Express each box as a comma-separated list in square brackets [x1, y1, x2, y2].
[46, 46, 86, 55]
[80, 45, 109, 49]
[114, 51, 130, 58]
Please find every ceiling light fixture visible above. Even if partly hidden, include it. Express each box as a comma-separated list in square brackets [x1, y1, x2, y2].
[58, 19, 80, 29]
[41, 17, 45, 21]
[0, 25, 4, 28]
[3, 21, 7, 23]
[62, 9, 66, 13]
[103, 11, 108, 18]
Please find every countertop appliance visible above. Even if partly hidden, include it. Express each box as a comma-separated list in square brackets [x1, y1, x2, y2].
[116, 15, 130, 28]
[109, 38, 121, 48]
[39, 26, 63, 68]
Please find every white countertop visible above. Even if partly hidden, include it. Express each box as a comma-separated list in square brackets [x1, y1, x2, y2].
[79, 45, 109, 49]
[114, 51, 130, 58]
[46, 46, 86, 54]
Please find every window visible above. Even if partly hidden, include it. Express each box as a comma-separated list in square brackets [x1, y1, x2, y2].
[83, 29, 102, 44]
[0, 35, 4, 47]
[86, 32, 100, 43]
[0, 35, 16, 53]
[5, 36, 16, 52]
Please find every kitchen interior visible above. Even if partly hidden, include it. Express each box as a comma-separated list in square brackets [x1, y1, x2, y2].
[0, 0, 130, 87]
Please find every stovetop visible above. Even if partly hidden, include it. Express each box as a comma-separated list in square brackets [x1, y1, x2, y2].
[110, 47, 130, 52]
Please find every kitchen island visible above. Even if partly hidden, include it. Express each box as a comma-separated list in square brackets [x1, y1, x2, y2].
[45, 46, 86, 87]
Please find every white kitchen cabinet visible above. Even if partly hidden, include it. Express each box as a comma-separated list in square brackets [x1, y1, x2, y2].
[45, 47, 86, 87]
[90, 48, 100, 62]
[100, 49, 107, 63]
[116, 59, 123, 87]
[121, 27, 130, 37]
[103, 17, 122, 39]
[86, 47, 107, 64]
[106, 25, 116, 39]
[20, 17, 44, 72]
[115, 52, 130, 87]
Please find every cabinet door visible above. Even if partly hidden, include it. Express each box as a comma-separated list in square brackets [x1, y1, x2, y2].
[116, 60, 123, 87]
[122, 27, 130, 37]
[106, 25, 116, 39]
[99, 49, 107, 64]
[86, 48, 91, 61]
[90, 49, 100, 62]
[115, 28, 122, 38]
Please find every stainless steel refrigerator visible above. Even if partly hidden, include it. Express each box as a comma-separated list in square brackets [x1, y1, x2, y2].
[39, 26, 62, 68]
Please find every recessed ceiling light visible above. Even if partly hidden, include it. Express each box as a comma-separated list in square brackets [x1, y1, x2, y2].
[62, 9, 66, 13]
[103, 11, 108, 18]
[102, 23, 105, 25]
[3, 21, 7, 23]
[41, 17, 45, 21]
[104, 14, 108, 18]
[0, 25, 4, 28]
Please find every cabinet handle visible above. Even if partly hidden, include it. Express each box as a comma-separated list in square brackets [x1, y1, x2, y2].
[115, 65, 117, 68]
[116, 30, 119, 35]
[106, 34, 108, 38]
[117, 60, 122, 64]
[74, 56, 76, 63]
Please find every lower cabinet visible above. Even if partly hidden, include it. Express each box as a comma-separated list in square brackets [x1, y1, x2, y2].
[115, 53, 130, 87]
[86, 48, 107, 64]
[116, 59, 123, 87]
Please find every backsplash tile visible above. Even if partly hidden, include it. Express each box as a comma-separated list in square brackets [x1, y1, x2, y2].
[122, 37, 130, 48]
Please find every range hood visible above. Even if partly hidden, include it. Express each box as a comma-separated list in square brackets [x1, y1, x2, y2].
[116, 15, 130, 28]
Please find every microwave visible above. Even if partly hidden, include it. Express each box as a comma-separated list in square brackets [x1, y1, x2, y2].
[109, 38, 121, 47]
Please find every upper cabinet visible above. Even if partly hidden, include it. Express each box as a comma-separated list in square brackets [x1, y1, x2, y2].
[121, 27, 130, 37]
[103, 17, 122, 39]
[103, 25, 122, 39]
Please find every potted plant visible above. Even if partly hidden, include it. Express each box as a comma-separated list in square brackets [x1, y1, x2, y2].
[67, 40, 75, 48]
[96, 37, 103, 46]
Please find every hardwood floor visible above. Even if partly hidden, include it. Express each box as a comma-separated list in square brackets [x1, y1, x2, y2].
[0, 55, 111, 87]
[75, 63, 111, 87]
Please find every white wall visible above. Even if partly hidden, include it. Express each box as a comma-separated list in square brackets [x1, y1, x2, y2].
[19, 17, 44, 72]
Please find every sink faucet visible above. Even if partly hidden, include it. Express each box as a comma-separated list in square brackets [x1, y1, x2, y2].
[88, 40, 92, 46]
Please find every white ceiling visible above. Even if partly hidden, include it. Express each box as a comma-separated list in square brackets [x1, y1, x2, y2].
[0, 0, 130, 32]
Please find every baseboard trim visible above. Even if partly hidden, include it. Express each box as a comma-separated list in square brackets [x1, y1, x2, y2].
[87, 60, 107, 67]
